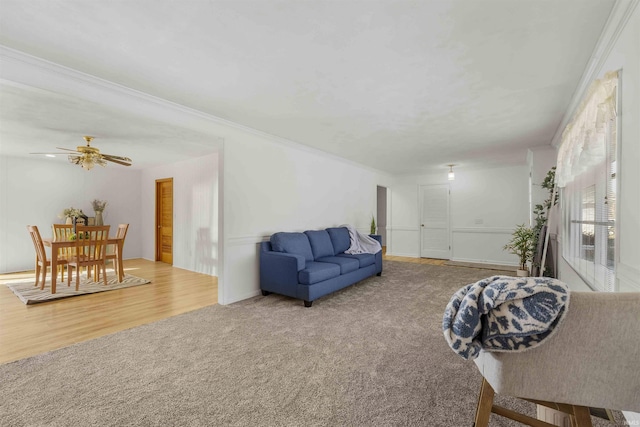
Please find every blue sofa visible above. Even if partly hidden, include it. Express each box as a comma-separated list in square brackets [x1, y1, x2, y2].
[260, 227, 382, 307]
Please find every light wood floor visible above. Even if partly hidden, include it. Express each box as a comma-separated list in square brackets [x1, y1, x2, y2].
[0, 254, 440, 365]
[0, 259, 217, 365]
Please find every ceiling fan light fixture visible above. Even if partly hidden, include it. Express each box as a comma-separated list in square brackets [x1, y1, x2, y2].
[82, 157, 95, 170]
[38, 136, 132, 169]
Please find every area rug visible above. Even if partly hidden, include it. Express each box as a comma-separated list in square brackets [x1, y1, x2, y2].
[5, 273, 151, 304]
[0, 261, 625, 426]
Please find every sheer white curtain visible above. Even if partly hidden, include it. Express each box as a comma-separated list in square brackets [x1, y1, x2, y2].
[556, 71, 618, 188]
[557, 70, 619, 291]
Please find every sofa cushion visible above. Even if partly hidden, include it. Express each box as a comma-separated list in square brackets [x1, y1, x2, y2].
[298, 262, 341, 285]
[337, 253, 376, 268]
[315, 256, 360, 274]
[270, 232, 314, 262]
[326, 227, 351, 255]
[304, 230, 335, 260]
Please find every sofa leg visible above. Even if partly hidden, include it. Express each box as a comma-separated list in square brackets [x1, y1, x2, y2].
[304, 300, 313, 308]
[261, 290, 271, 296]
[377, 272, 382, 276]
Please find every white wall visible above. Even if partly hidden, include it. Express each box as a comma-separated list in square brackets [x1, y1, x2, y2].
[0, 155, 142, 273]
[390, 164, 529, 265]
[140, 153, 219, 275]
[221, 134, 390, 304]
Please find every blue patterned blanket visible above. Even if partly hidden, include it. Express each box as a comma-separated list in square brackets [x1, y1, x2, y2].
[442, 276, 570, 360]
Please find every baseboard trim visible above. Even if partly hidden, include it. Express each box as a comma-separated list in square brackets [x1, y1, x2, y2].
[451, 257, 519, 267]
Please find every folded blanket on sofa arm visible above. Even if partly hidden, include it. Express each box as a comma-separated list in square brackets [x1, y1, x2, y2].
[442, 276, 570, 360]
[341, 224, 381, 255]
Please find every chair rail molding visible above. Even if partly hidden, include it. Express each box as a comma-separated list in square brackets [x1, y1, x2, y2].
[451, 227, 513, 234]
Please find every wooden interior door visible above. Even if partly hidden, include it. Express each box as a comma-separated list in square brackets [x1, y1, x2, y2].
[156, 178, 173, 264]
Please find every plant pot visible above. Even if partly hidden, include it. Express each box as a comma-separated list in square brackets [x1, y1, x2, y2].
[95, 211, 104, 226]
[516, 269, 529, 277]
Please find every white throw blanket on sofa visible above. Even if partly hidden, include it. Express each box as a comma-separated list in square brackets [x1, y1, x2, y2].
[341, 224, 381, 254]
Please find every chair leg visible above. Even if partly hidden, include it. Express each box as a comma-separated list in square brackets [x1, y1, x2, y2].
[40, 264, 47, 290]
[75, 265, 81, 291]
[34, 263, 41, 288]
[102, 264, 108, 286]
[570, 406, 593, 427]
[474, 378, 495, 427]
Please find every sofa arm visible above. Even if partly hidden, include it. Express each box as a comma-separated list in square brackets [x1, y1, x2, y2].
[369, 234, 383, 275]
[260, 251, 305, 295]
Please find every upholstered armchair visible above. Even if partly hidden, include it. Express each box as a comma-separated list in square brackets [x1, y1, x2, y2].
[473, 291, 640, 426]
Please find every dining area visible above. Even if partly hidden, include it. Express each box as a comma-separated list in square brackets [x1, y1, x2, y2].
[27, 222, 129, 295]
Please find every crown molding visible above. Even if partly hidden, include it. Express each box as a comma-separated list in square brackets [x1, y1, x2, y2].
[0, 45, 391, 177]
[550, 0, 639, 148]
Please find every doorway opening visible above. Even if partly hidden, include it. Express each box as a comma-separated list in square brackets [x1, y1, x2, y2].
[376, 186, 388, 255]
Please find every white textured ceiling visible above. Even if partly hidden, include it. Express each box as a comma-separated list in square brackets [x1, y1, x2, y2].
[0, 0, 615, 174]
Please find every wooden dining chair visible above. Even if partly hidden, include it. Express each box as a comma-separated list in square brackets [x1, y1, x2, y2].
[67, 225, 110, 290]
[52, 223, 74, 281]
[27, 225, 51, 290]
[105, 223, 129, 276]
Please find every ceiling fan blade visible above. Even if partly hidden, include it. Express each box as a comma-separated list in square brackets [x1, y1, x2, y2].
[55, 147, 82, 153]
[101, 153, 132, 162]
[30, 152, 67, 155]
[101, 156, 132, 166]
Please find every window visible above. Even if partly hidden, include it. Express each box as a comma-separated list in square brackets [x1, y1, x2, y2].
[558, 71, 618, 292]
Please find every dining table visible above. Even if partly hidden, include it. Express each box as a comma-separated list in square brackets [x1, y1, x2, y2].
[42, 236, 125, 294]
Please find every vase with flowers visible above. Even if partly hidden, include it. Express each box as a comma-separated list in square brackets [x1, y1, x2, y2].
[91, 199, 107, 226]
[59, 207, 83, 224]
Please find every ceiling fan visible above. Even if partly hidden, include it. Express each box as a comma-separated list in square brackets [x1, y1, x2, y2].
[31, 136, 133, 170]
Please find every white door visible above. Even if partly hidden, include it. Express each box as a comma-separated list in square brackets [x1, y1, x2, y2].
[420, 184, 451, 259]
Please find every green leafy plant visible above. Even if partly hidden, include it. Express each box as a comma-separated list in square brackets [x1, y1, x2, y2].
[532, 167, 558, 259]
[370, 215, 376, 235]
[503, 224, 536, 271]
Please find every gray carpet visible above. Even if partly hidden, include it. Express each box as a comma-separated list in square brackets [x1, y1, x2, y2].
[444, 260, 518, 273]
[5, 273, 151, 304]
[0, 261, 624, 426]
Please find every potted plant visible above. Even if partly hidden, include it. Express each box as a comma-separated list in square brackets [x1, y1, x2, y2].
[532, 167, 558, 250]
[370, 215, 376, 235]
[503, 224, 536, 276]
